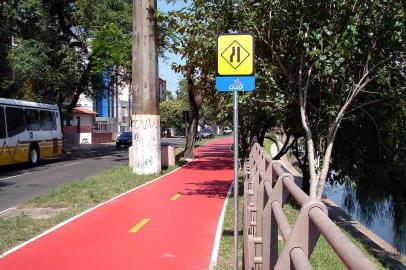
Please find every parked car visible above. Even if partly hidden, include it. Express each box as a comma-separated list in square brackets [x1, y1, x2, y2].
[116, 132, 132, 149]
[200, 128, 215, 139]
[223, 127, 232, 135]
[196, 131, 202, 140]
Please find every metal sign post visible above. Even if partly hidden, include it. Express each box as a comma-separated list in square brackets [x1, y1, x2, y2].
[216, 33, 255, 270]
[233, 89, 239, 270]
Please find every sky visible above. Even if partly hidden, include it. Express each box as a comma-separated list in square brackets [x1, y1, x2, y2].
[157, 1, 189, 97]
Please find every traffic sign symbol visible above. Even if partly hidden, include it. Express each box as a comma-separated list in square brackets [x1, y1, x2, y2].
[217, 34, 254, 76]
[216, 76, 255, 92]
[221, 41, 250, 70]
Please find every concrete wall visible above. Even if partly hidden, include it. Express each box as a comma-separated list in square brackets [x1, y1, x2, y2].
[92, 133, 114, 144]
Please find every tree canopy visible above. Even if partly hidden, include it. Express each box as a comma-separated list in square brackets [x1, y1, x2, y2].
[160, 99, 188, 131]
[160, 0, 405, 249]
[0, 0, 132, 116]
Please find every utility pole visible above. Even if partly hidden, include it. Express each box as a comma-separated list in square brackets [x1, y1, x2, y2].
[130, 0, 161, 174]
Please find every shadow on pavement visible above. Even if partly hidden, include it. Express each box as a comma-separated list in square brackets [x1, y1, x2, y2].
[184, 160, 233, 171]
[184, 180, 231, 199]
[0, 180, 16, 192]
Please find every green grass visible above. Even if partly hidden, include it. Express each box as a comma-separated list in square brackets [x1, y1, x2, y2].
[283, 203, 387, 269]
[215, 179, 244, 269]
[263, 137, 274, 154]
[215, 179, 387, 269]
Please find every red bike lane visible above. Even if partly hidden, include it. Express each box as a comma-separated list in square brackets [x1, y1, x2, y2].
[0, 138, 233, 270]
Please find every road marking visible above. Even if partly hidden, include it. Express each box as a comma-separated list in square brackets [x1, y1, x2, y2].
[0, 207, 16, 215]
[129, 218, 151, 233]
[209, 184, 233, 270]
[0, 173, 30, 181]
[63, 162, 80, 167]
[101, 156, 110, 159]
[170, 192, 182, 201]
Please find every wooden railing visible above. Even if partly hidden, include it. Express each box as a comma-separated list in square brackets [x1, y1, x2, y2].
[243, 143, 376, 270]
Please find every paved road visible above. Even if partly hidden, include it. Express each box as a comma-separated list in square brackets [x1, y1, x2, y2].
[0, 138, 186, 212]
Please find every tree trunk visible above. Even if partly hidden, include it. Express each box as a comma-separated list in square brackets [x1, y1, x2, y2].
[299, 142, 310, 194]
[239, 116, 251, 158]
[184, 104, 199, 159]
[315, 121, 340, 199]
[130, 0, 161, 175]
[298, 65, 319, 198]
[273, 134, 293, 160]
[67, 90, 82, 114]
[183, 66, 202, 160]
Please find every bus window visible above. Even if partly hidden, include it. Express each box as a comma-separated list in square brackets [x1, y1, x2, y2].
[40, 110, 53, 131]
[25, 109, 40, 131]
[0, 107, 6, 139]
[6, 107, 25, 137]
[52, 111, 57, 130]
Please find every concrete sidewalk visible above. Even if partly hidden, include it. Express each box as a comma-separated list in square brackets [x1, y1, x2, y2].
[0, 138, 233, 270]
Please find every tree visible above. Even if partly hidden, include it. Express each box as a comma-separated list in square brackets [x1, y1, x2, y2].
[0, 0, 15, 97]
[161, 0, 234, 159]
[1, 0, 132, 120]
[329, 75, 406, 251]
[160, 99, 188, 131]
[235, 0, 405, 199]
[165, 91, 175, 101]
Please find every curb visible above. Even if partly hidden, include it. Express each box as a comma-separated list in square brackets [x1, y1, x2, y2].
[209, 183, 233, 269]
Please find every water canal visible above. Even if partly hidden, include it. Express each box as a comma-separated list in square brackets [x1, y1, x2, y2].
[325, 182, 405, 256]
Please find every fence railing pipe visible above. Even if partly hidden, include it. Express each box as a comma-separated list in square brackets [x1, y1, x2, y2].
[282, 176, 309, 206]
[271, 201, 291, 241]
[272, 162, 285, 179]
[309, 207, 377, 270]
[264, 180, 272, 199]
[290, 248, 313, 270]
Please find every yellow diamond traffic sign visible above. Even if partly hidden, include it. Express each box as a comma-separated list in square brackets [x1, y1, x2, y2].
[217, 34, 254, 76]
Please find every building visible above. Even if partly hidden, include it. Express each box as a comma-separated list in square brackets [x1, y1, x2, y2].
[92, 71, 131, 135]
[64, 72, 167, 145]
[63, 107, 97, 145]
[63, 72, 129, 144]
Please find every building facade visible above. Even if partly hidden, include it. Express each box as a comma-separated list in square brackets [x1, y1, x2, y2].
[65, 71, 167, 144]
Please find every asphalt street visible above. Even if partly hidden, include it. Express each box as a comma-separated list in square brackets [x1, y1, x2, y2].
[0, 138, 186, 212]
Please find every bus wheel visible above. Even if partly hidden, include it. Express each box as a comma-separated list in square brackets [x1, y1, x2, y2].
[29, 145, 40, 166]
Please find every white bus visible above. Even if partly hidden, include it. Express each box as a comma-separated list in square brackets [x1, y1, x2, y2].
[0, 98, 63, 166]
